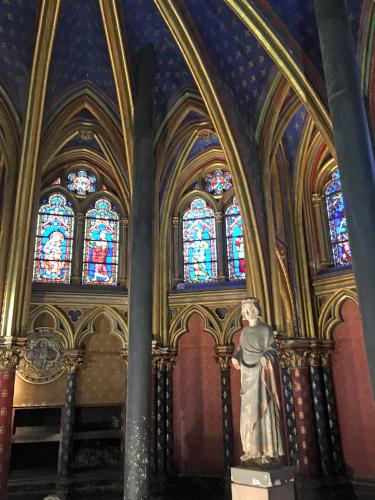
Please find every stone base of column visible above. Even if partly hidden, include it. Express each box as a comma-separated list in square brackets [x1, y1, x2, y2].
[231, 466, 295, 500]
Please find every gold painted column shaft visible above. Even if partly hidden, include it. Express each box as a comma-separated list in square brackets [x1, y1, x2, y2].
[0, 1, 61, 338]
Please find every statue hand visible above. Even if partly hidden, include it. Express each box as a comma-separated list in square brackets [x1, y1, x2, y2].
[231, 358, 240, 370]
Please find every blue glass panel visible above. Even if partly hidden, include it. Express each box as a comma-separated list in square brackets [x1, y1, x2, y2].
[182, 198, 217, 283]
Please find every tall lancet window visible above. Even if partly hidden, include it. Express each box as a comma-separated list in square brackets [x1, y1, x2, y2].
[182, 198, 217, 284]
[82, 198, 120, 285]
[33, 193, 75, 284]
[325, 170, 352, 267]
[225, 197, 246, 280]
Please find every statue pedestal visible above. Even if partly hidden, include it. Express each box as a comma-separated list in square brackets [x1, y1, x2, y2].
[231, 466, 295, 500]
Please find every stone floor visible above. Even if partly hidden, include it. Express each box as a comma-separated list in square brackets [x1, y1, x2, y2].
[8, 473, 375, 500]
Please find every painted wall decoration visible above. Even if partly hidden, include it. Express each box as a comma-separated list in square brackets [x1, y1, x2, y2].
[67, 169, 97, 197]
[225, 197, 246, 280]
[325, 170, 351, 267]
[33, 193, 74, 284]
[182, 198, 217, 284]
[17, 328, 65, 384]
[204, 169, 232, 197]
[82, 199, 119, 286]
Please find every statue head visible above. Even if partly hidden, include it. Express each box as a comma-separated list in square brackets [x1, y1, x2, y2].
[241, 298, 261, 322]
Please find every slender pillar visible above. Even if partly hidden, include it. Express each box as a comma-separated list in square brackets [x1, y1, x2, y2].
[215, 347, 234, 470]
[153, 347, 176, 475]
[278, 358, 299, 468]
[311, 193, 331, 270]
[124, 44, 154, 500]
[164, 356, 175, 472]
[172, 216, 180, 288]
[308, 350, 333, 476]
[320, 351, 345, 475]
[280, 347, 320, 476]
[58, 350, 83, 478]
[215, 211, 226, 281]
[315, 0, 375, 392]
[120, 217, 129, 288]
[71, 212, 84, 285]
[0, 342, 23, 499]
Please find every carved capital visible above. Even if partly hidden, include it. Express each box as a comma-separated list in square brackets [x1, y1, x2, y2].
[0, 340, 26, 370]
[307, 350, 321, 367]
[121, 217, 129, 228]
[64, 349, 84, 374]
[153, 345, 177, 371]
[215, 211, 223, 222]
[320, 351, 332, 367]
[215, 346, 234, 370]
[76, 212, 85, 224]
[121, 346, 128, 361]
[278, 350, 308, 369]
[172, 216, 180, 228]
[311, 193, 323, 205]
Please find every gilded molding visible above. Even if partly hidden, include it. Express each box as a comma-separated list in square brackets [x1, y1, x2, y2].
[64, 349, 84, 374]
[99, 0, 134, 187]
[153, 0, 270, 342]
[0, 340, 26, 370]
[278, 350, 308, 369]
[215, 346, 235, 370]
[1, 0, 62, 338]
[224, 0, 334, 152]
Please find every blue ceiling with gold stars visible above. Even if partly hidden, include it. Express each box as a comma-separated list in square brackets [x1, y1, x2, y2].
[121, 0, 196, 128]
[45, 0, 118, 115]
[282, 104, 308, 175]
[0, 0, 366, 143]
[184, 0, 277, 126]
[0, 0, 40, 116]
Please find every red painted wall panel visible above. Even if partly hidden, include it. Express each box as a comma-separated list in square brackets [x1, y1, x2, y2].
[173, 313, 224, 474]
[332, 299, 375, 478]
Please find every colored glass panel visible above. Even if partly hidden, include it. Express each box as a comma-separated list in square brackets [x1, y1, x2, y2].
[82, 199, 119, 286]
[182, 198, 217, 284]
[33, 193, 74, 284]
[225, 197, 246, 280]
[324, 170, 351, 267]
[67, 169, 97, 196]
[204, 169, 232, 197]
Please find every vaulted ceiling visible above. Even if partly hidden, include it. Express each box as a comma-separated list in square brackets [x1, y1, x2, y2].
[0, 0, 369, 175]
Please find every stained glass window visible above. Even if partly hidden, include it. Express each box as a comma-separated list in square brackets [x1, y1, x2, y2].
[183, 198, 217, 284]
[67, 170, 97, 197]
[33, 193, 74, 284]
[82, 199, 119, 286]
[204, 170, 232, 197]
[325, 170, 351, 267]
[225, 197, 246, 280]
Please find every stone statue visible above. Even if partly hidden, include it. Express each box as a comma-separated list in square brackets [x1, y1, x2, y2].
[232, 298, 284, 466]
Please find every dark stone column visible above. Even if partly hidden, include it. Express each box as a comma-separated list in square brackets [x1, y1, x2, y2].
[0, 343, 23, 499]
[153, 347, 176, 475]
[321, 351, 345, 475]
[280, 347, 320, 476]
[315, 0, 375, 393]
[124, 44, 154, 500]
[278, 362, 299, 468]
[58, 350, 83, 478]
[308, 350, 333, 477]
[215, 347, 234, 470]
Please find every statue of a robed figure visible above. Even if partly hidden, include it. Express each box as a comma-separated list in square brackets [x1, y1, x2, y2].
[232, 298, 284, 466]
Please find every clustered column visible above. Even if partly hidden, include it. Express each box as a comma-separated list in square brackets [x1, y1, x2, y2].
[278, 339, 344, 478]
[215, 346, 234, 470]
[58, 349, 84, 478]
[153, 347, 176, 475]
